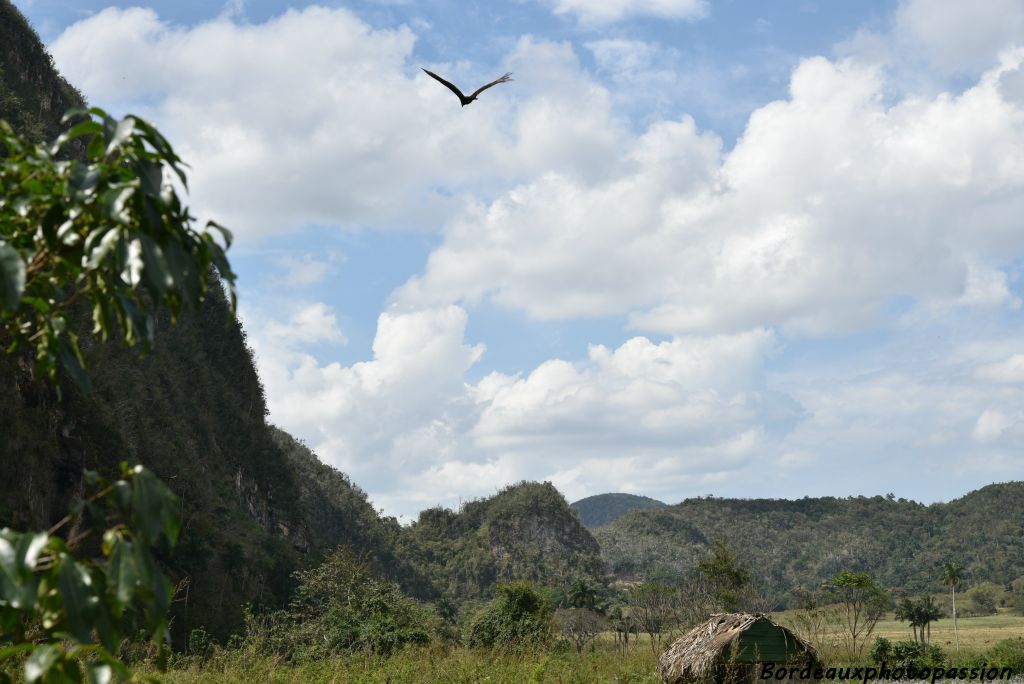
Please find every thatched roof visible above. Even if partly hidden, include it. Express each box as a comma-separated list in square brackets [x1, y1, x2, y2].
[659, 613, 820, 684]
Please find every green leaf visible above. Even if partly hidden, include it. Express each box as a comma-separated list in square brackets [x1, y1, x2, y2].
[0, 242, 26, 312]
[23, 644, 60, 683]
[137, 233, 173, 297]
[85, 663, 112, 684]
[55, 333, 92, 393]
[131, 467, 180, 546]
[108, 539, 140, 608]
[0, 643, 34, 661]
[84, 227, 121, 269]
[50, 119, 102, 154]
[105, 117, 136, 157]
[58, 558, 99, 643]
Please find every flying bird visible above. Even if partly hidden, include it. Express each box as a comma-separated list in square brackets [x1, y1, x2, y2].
[421, 68, 513, 106]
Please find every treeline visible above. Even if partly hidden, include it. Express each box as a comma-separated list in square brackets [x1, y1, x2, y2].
[593, 486, 1024, 607]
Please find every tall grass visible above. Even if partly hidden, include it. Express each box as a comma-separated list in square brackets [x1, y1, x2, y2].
[154, 642, 661, 684]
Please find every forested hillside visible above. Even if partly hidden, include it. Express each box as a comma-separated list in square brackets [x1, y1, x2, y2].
[594, 483, 1024, 606]
[401, 482, 606, 602]
[571, 492, 667, 528]
[0, 0, 383, 642]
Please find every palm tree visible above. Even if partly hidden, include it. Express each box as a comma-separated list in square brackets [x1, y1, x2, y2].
[942, 563, 964, 656]
[895, 598, 920, 643]
[918, 595, 943, 644]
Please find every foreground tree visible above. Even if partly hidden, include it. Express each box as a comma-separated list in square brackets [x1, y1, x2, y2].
[827, 571, 888, 659]
[626, 581, 677, 653]
[555, 607, 606, 654]
[0, 108, 235, 681]
[0, 108, 235, 390]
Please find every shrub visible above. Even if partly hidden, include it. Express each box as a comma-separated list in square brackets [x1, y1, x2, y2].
[869, 635, 946, 668]
[467, 581, 554, 651]
[869, 636, 892, 664]
[276, 547, 437, 659]
[984, 638, 1024, 672]
[187, 627, 215, 660]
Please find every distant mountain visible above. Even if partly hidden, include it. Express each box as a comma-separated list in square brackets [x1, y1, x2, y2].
[571, 492, 668, 528]
[594, 483, 1024, 607]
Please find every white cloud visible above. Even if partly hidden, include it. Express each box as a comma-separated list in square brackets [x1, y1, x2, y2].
[973, 408, 1015, 443]
[245, 303, 801, 516]
[260, 302, 347, 346]
[50, 12, 627, 238]
[50, 5, 1024, 514]
[401, 54, 1024, 336]
[894, 0, 1024, 75]
[976, 354, 1024, 384]
[541, 0, 707, 25]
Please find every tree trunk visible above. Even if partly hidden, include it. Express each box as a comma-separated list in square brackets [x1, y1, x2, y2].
[952, 586, 960, 655]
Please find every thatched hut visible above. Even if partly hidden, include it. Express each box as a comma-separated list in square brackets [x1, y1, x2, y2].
[659, 613, 821, 684]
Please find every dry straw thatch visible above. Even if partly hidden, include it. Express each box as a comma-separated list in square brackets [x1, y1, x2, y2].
[659, 613, 821, 684]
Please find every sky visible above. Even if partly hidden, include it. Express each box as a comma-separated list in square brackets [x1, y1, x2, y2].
[21, 0, 1024, 520]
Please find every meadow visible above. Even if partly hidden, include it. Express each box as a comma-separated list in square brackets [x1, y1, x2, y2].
[151, 613, 1024, 684]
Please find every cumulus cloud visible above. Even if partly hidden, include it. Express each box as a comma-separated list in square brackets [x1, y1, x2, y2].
[976, 354, 1024, 384]
[973, 408, 1014, 443]
[245, 303, 801, 516]
[50, 10, 628, 238]
[400, 54, 1024, 336]
[893, 0, 1024, 75]
[541, 0, 707, 25]
[50, 5, 1024, 514]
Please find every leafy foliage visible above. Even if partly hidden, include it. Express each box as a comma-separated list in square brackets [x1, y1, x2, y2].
[0, 464, 179, 683]
[467, 581, 554, 651]
[894, 596, 942, 644]
[401, 482, 605, 601]
[869, 637, 945, 669]
[273, 547, 437, 659]
[594, 485, 1024, 605]
[0, 107, 235, 390]
[827, 571, 888, 659]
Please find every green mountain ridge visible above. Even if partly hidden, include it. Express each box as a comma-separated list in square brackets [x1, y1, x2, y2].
[570, 492, 667, 528]
[594, 482, 1024, 607]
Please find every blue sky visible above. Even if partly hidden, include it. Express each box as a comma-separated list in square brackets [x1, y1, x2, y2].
[24, 0, 1024, 519]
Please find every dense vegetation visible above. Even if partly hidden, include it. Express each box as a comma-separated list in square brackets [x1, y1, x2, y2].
[400, 481, 605, 604]
[570, 492, 667, 528]
[595, 484, 1024, 607]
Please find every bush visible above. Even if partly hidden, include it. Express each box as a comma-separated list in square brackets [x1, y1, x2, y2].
[187, 627, 215, 660]
[983, 638, 1024, 672]
[272, 547, 438, 659]
[467, 581, 554, 651]
[890, 640, 944, 669]
[870, 636, 892, 664]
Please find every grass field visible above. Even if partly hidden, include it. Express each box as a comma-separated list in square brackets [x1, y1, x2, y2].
[156, 645, 662, 684]
[149, 612, 1024, 683]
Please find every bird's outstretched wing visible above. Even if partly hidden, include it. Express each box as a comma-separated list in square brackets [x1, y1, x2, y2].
[469, 72, 513, 99]
[422, 68, 467, 100]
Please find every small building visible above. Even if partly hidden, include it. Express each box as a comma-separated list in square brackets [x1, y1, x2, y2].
[659, 613, 821, 684]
